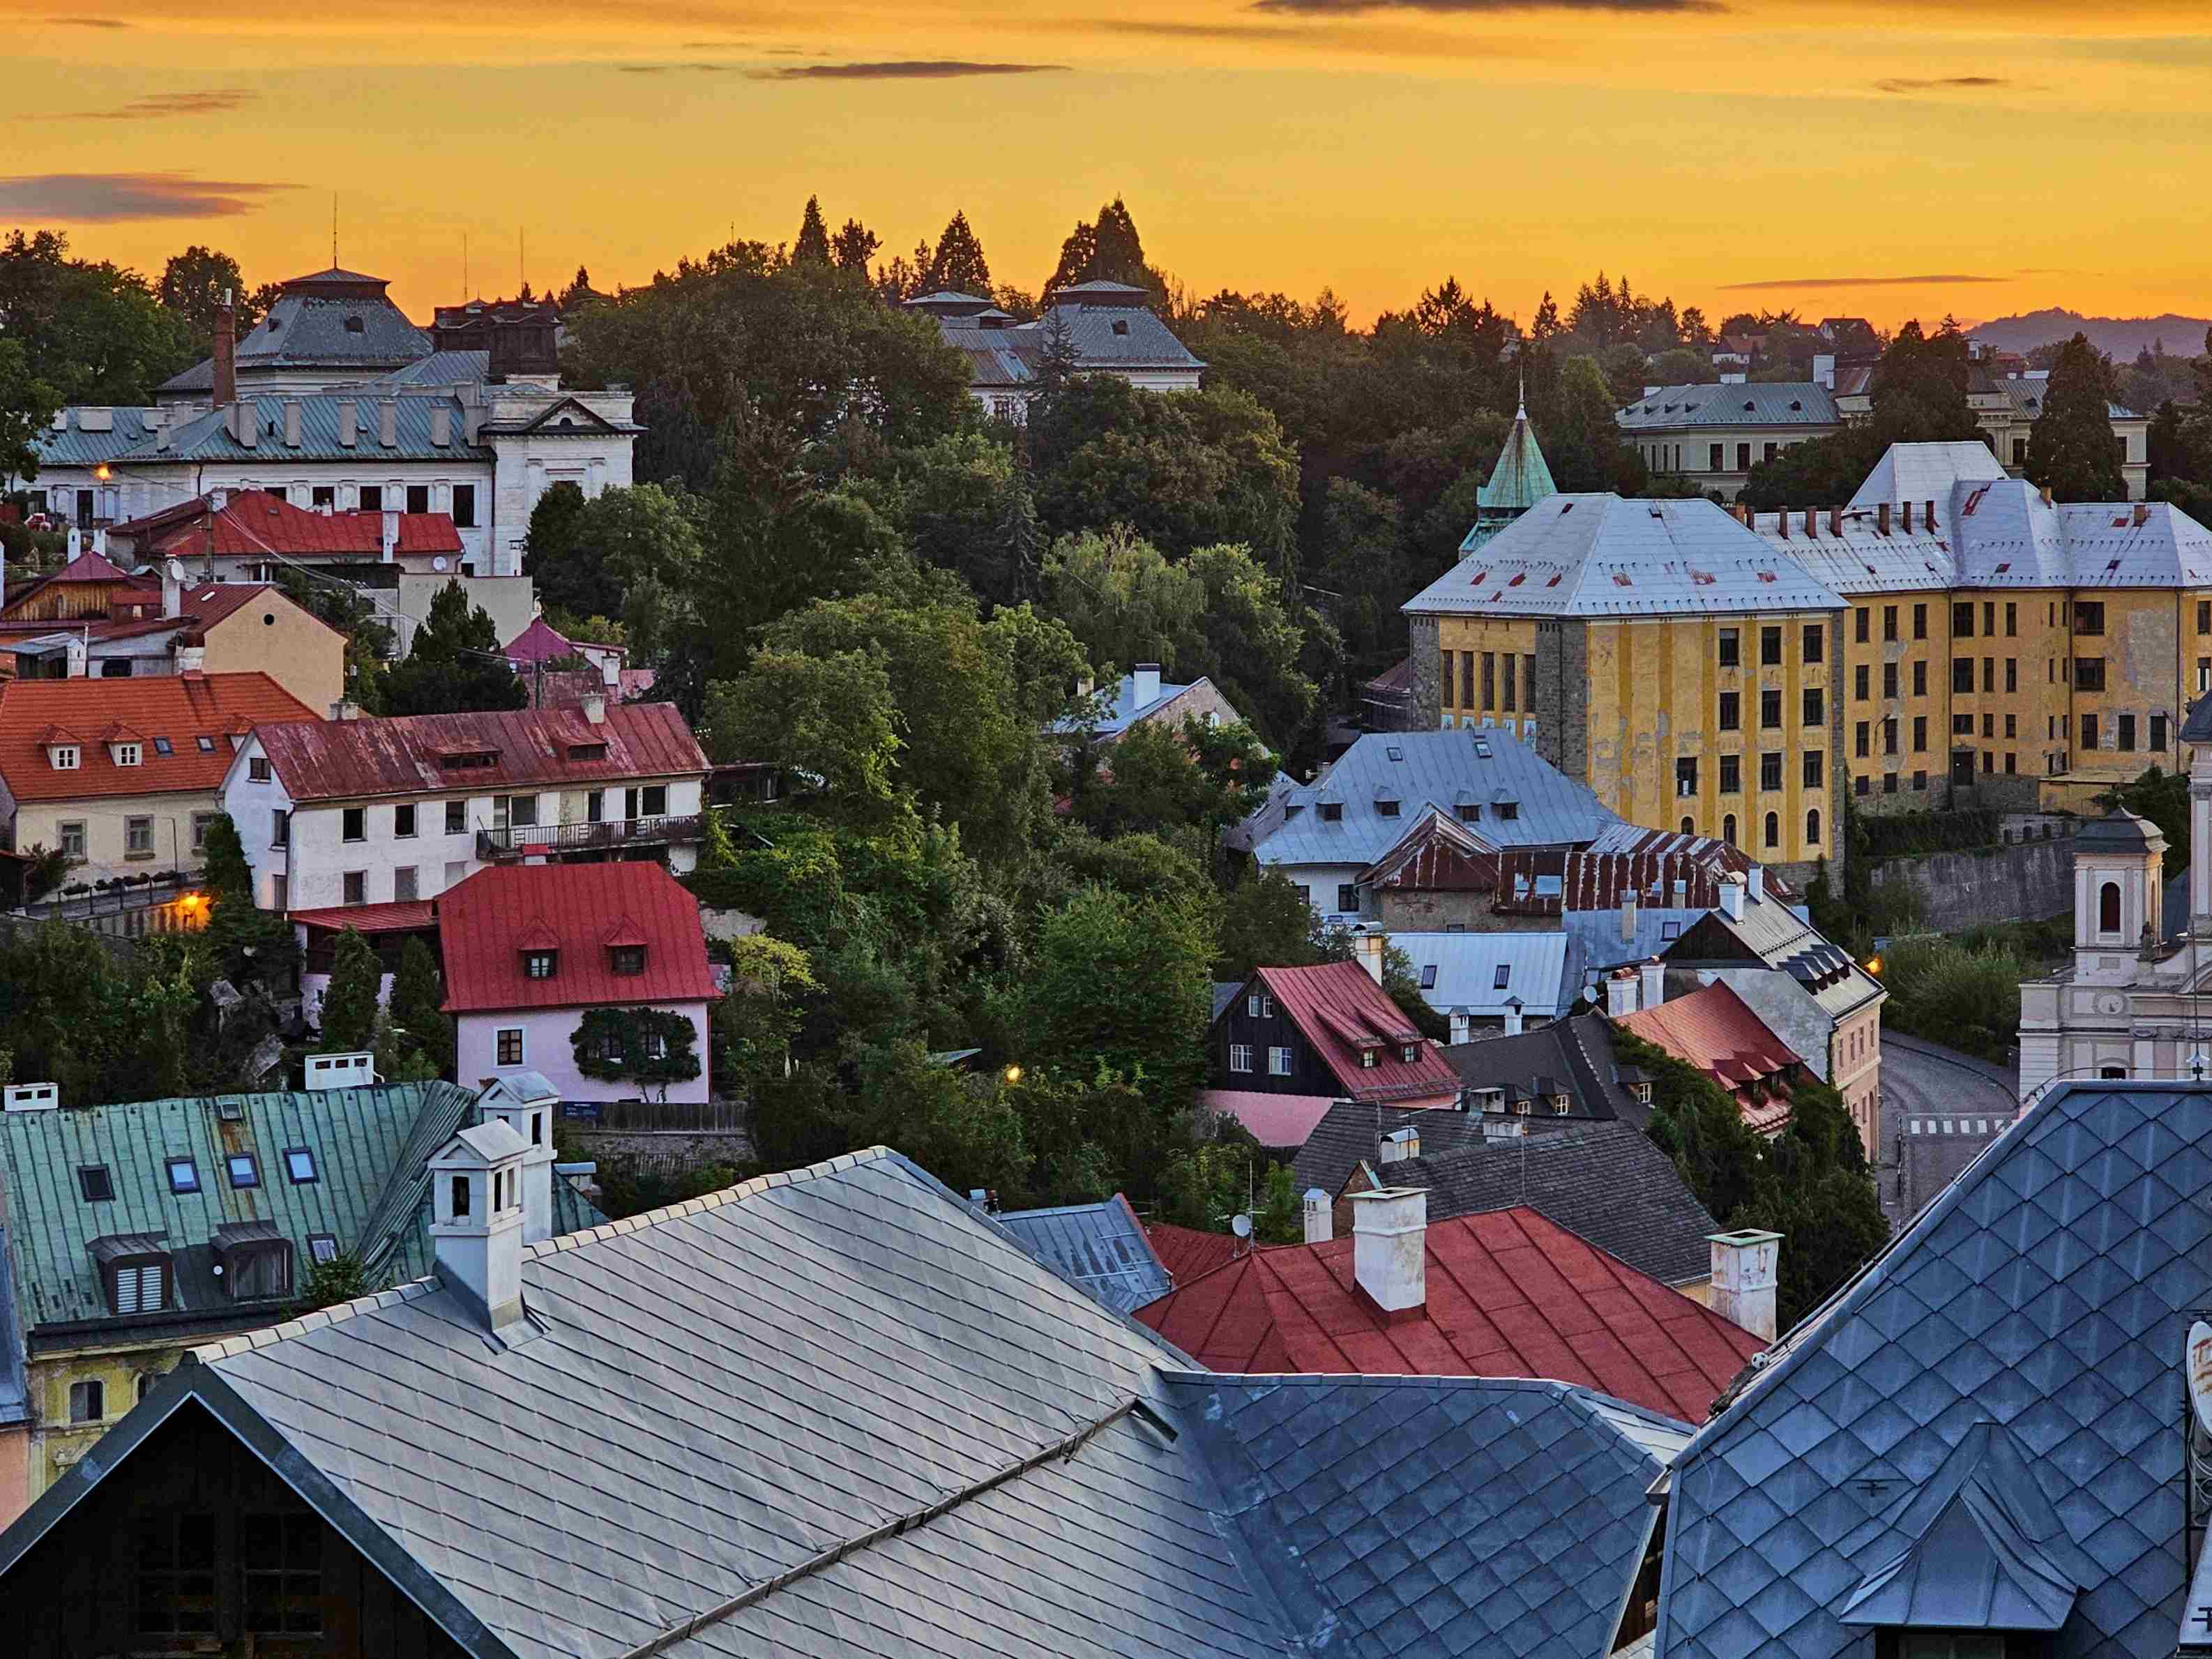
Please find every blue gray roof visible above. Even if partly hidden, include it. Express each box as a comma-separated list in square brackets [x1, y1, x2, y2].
[992, 1193, 1172, 1314]
[29, 407, 165, 469]
[1655, 1080, 2212, 1659]
[110, 394, 487, 467]
[1254, 727, 1621, 872]
[1083, 669, 1201, 736]
[923, 286, 1205, 390]
[1616, 383, 1840, 432]
[381, 349, 492, 387]
[1565, 907, 1704, 975]
[1394, 929, 1582, 1020]
[232, 273, 431, 370]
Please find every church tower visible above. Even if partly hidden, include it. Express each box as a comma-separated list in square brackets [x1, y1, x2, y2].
[1457, 377, 1557, 559]
[2070, 810, 2166, 987]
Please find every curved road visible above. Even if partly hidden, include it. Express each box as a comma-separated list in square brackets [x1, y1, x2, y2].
[1874, 1033, 2020, 1231]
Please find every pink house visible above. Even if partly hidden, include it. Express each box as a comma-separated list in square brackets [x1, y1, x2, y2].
[439, 862, 720, 1103]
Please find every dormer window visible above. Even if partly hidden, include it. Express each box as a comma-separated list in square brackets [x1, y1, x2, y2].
[1361, 1046, 1379, 1070]
[609, 944, 646, 975]
[1457, 803, 1481, 822]
[1376, 797, 1400, 818]
[213, 1220, 292, 1301]
[49, 745, 79, 771]
[522, 949, 558, 980]
[91, 1233, 170, 1315]
[568, 742, 608, 761]
[1319, 802, 1343, 822]
[1400, 1044, 1419, 1063]
[1497, 801, 1520, 821]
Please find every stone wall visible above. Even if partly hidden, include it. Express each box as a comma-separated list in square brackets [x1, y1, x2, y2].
[1408, 614, 1440, 727]
[1863, 828, 2077, 932]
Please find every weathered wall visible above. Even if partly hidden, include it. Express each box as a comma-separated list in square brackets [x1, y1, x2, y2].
[1863, 831, 2077, 932]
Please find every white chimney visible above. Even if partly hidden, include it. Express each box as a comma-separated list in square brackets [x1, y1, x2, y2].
[1354, 930, 1384, 985]
[1745, 865, 1764, 903]
[381, 508, 399, 563]
[92, 528, 107, 556]
[1639, 957, 1666, 1012]
[282, 399, 303, 448]
[379, 400, 398, 448]
[1379, 1126, 1420, 1165]
[1708, 1228, 1782, 1342]
[430, 405, 452, 448]
[582, 693, 607, 727]
[430, 1119, 530, 1332]
[236, 402, 258, 449]
[65, 635, 88, 679]
[2, 1082, 59, 1112]
[1502, 999, 1524, 1036]
[1719, 872, 1746, 921]
[1811, 353, 1835, 391]
[175, 641, 206, 674]
[1620, 888, 1638, 944]
[1351, 1187, 1427, 1315]
[66, 527, 82, 558]
[1132, 662, 1162, 707]
[210, 487, 228, 511]
[1449, 1012, 1471, 1044]
[1607, 964, 1640, 1018]
[338, 400, 358, 448]
[475, 1075, 560, 1245]
[1303, 1188, 1333, 1245]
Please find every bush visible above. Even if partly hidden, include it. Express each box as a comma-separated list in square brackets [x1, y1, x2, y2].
[1849, 806, 2001, 861]
[1878, 934, 2031, 1061]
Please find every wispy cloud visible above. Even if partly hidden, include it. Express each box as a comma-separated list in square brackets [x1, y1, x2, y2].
[1717, 273, 2005, 291]
[744, 59, 1070, 79]
[82, 89, 258, 119]
[0, 172, 297, 222]
[1087, 17, 1326, 38]
[1873, 74, 2013, 93]
[1251, 0, 1724, 13]
[39, 15, 130, 25]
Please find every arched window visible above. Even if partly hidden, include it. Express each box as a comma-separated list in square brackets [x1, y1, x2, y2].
[1764, 812, 1780, 849]
[1722, 814, 1737, 847]
[1680, 816, 1694, 835]
[2099, 880, 2121, 934]
[1806, 808, 1821, 845]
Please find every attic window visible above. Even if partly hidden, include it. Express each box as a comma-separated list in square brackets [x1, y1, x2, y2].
[49, 745, 79, 771]
[1456, 803, 1481, 821]
[153, 736, 173, 756]
[1111, 319, 1130, 335]
[78, 1165, 114, 1203]
[227, 1153, 259, 1190]
[114, 743, 142, 767]
[308, 1234, 339, 1265]
[344, 315, 365, 333]
[522, 948, 558, 980]
[1360, 1047, 1379, 1070]
[568, 742, 609, 762]
[441, 750, 498, 770]
[1400, 1044, 1419, 1063]
[1494, 964, 1512, 990]
[1497, 801, 1520, 821]
[165, 1158, 199, 1195]
[1319, 802, 1343, 822]
[1743, 400, 1756, 411]
[1377, 798, 1401, 818]
[1662, 920, 1682, 939]
[1472, 738, 1493, 759]
[284, 1148, 318, 1184]
[1789, 400, 1803, 411]
[1386, 745, 1404, 761]
[609, 944, 646, 976]
[1419, 964, 1437, 989]
[196, 736, 215, 752]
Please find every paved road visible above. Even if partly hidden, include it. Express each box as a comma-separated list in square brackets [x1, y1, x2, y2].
[1873, 1033, 2020, 1232]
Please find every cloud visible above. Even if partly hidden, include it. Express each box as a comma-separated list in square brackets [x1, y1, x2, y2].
[1716, 273, 2006, 290]
[1250, 0, 1725, 13]
[39, 15, 130, 24]
[1086, 17, 1324, 38]
[0, 173, 297, 222]
[744, 59, 1070, 79]
[1872, 74, 2012, 92]
[82, 89, 258, 119]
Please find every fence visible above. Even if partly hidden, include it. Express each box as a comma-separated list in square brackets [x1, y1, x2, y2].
[10, 870, 210, 939]
[556, 1099, 751, 1132]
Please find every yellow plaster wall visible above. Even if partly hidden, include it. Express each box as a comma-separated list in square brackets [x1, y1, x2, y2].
[1435, 616, 1541, 720]
[12, 787, 222, 877]
[1841, 589, 1952, 808]
[202, 595, 344, 716]
[20, 1340, 179, 1517]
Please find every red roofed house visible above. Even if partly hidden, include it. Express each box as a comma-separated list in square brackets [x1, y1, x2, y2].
[111, 488, 466, 582]
[504, 616, 656, 705]
[1135, 1194, 1768, 1424]
[221, 697, 711, 913]
[1612, 978, 1805, 1136]
[0, 672, 319, 881]
[1202, 944, 1460, 1149]
[439, 862, 720, 1103]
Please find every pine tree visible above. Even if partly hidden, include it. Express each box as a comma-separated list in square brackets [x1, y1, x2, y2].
[793, 196, 831, 265]
[2027, 333, 2127, 502]
[1043, 197, 1156, 301]
[831, 218, 880, 273]
[318, 929, 381, 1053]
[381, 582, 527, 716]
[388, 936, 451, 1075]
[1531, 291, 1561, 341]
[921, 210, 992, 298]
[201, 811, 298, 987]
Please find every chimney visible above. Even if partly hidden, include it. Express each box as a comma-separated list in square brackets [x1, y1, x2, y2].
[1607, 964, 1640, 1017]
[174, 640, 205, 674]
[1876, 502, 1891, 535]
[430, 1119, 530, 1332]
[1132, 662, 1162, 708]
[1902, 500, 1914, 533]
[2040, 485, 2054, 507]
[1746, 865, 1764, 903]
[1502, 998, 1524, 1036]
[1353, 930, 1384, 985]
[211, 487, 228, 512]
[1449, 1011, 1471, 1044]
[2135, 503, 2151, 527]
[381, 508, 399, 563]
[430, 405, 452, 448]
[474, 1076, 560, 1245]
[236, 402, 258, 449]
[338, 400, 358, 448]
[65, 635, 88, 679]
[1719, 871, 1746, 921]
[1925, 499, 1937, 531]
[1775, 508, 1788, 540]
[379, 400, 398, 448]
[582, 693, 607, 727]
[1351, 1187, 1427, 1315]
[1803, 507, 1817, 538]
[463, 402, 485, 445]
[1379, 1125, 1420, 1165]
[1302, 1188, 1333, 1245]
[1829, 506, 1842, 536]
[328, 701, 362, 721]
[161, 560, 183, 619]
[213, 287, 236, 407]
[1620, 888, 1639, 944]
[282, 399, 303, 449]
[1707, 1228, 1782, 1342]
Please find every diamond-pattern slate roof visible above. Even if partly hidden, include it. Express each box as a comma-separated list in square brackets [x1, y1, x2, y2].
[1654, 1081, 2212, 1659]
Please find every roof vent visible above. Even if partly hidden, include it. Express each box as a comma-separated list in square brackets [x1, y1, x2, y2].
[303, 1051, 376, 1091]
[3, 1082, 59, 1113]
[344, 315, 364, 333]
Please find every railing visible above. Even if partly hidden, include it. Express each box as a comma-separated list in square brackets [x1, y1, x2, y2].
[476, 812, 711, 860]
[11, 868, 210, 936]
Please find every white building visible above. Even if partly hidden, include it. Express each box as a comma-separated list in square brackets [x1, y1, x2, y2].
[220, 697, 711, 913]
[905, 282, 1204, 420]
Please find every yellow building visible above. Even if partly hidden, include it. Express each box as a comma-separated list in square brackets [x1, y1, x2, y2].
[1745, 441, 2212, 813]
[1406, 494, 1847, 886]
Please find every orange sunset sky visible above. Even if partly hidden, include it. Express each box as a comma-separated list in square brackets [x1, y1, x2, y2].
[6, 0, 2211, 333]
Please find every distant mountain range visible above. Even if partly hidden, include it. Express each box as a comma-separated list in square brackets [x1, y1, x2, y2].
[1967, 308, 2211, 361]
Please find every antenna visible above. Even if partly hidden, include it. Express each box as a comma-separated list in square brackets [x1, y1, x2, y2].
[518, 227, 525, 295]
[1229, 1213, 1253, 1240]
[331, 194, 338, 268]
[463, 231, 469, 298]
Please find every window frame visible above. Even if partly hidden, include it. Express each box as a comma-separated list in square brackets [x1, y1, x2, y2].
[282, 1147, 319, 1185]
[165, 1156, 200, 1195]
[226, 1153, 261, 1190]
[77, 1163, 114, 1202]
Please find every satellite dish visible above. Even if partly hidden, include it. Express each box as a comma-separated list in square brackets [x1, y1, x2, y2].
[431, 556, 448, 572]
[1229, 1213, 1254, 1240]
[165, 557, 185, 584]
[2190, 1320, 2212, 1437]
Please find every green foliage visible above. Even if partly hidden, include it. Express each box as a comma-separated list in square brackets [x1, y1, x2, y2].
[1044, 196, 1162, 305]
[713, 934, 817, 1097]
[522, 480, 707, 629]
[0, 338, 62, 483]
[857, 431, 1041, 606]
[1381, 943, 1450, 1042]
[1156, 1139, 1298, 1241]
[921, 209, 992, 297]
[593, 1154, 759, 1221]
[792, 195, 832, 265]
[0, 229, 197, 407]
[705, 647, 903, 824]
[1217, 868, 1328, 979]
[156, 245, 258, 338]
[381, 582, 527, 716]
[2096, 766, 2188, 869]
[1542, 354, 1648, 493]
[317, 930, 382, 1053]
[1878, 934, 2031, 1062]
[2027, 334, 2128, 502]
[572, 1007, 704, 1098]
[20, 842, 68, 902]
[293, 1251, 379, 1315]
[200, 812, 298, 988]
[1849, 805, 2002, 861]
[388, 937, 452, 1076]
[1073, 717, 1275, 856]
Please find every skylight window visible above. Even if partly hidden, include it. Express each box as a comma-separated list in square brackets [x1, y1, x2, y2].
[1386, 745, 1403, 762]
[165, 1158, 200, 1195]
[227, 1153, 259, 1190]
[1419, 964, 1437, 989]
[308, 1234, 339, 1265]
[196, 736, 215, 752]
[1494, 964, 1511, 990]
[78, 1165, 114, 1203]
[153, 737, 173, 756]
[285, 1148, 318, 1185]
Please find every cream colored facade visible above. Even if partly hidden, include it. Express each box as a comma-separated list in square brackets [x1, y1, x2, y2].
[8, 786, 221, 879]
[11, 1335, 179, 1521]
[198, 596, 344, 715]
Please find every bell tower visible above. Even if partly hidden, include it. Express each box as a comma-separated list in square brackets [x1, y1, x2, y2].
[2071, 810, 2165, 987]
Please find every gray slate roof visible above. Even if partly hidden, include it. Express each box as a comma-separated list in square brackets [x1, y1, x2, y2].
[382, 350, 492, 387]
[1443, 1011, 1645, 1125]
[992, 1193, 1172, 1314]
[1616, 383, 1841, 432]
[1396, 929, 1582, 1020]
[111, 394, 488, 467]
[232, 276, 432, 370]
[1655, 1081, 2212, 1659]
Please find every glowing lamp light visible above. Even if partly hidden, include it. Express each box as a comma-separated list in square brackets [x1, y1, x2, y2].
[93, 464, 111, 481]
[1864, 955, 1883, 976]
[1003, 1064, 1023, 1085]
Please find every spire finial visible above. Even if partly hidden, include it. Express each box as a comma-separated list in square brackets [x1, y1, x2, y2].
[1516, 365, 1527, 421]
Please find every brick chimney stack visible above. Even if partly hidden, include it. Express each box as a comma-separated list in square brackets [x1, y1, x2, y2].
[213, 287, 236, 408]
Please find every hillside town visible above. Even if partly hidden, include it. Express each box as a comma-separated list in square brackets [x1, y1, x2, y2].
[3, 197, 2212, 1659]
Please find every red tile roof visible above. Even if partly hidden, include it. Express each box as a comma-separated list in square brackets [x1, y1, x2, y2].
[1146, 1222, 1251, 1285]
[288, 900, 439, 934]
[135, 490, 462, 561]
[1134, 1206, 1763, 1423]
[1252, 960, 1461, 1106]
[0, 673, 319, 803]
[439, 863, 720, 1014]
[253, 702, 706, 803]
[1614, 983, 1801, 1135]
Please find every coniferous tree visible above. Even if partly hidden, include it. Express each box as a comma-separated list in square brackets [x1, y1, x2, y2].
[2027, 333, 2127, 502]
[1044, 197, 1157, 302]
[921, 211, 992, 297]
[831, 218, 880, 274]
[388, 937, 452, 1075]
[318, 929, 381, 1053]
[381, 582, 527, 715]
[1530, 290, 1561, 340]
[792, 197, 831, 265]
[201, 811, 298, 988]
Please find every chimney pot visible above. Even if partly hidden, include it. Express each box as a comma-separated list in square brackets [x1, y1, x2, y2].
[282, 399, 302, 448]
[1877, 502, 1891, 535]
[1804, 507, 1816, 538]
[1353, 930, 1384, 985]
[236, 402, 258, 450]
[430, 1119, 531, 1332]
[1719, 872, 1746, 921]
[1302, 1188, 1333, 1245]
[582, 694, 607, 727]
[2040, 485, 2054, 507]
[1132, 662, 1162, 708]
[1925, 499, 1937, 531]
[1776, 508, 1789, 540]
[475, 1076, 560, 1245]
[1829, 506, 1842, 536]
[1607, 964, 1641, 1018]
[2135, 502, 2150, 527]
[1448, 1011, 1471, 1044]
[1639, 957, 1665, 1011]
[1902, 500, 1914, 532]
[379, 400, 398, 448]
[1707, 1228, 1782, 1342]
[1620, 888, 1639, 944]
[1351, 1186, 1427, 1314]
[213, 287, 236, 408]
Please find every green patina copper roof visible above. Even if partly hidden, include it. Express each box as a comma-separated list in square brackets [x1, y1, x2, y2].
[1460, 395, 1556, 555]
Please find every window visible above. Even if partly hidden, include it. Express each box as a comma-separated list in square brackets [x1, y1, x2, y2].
[1439, 649, 1455, 709]
[1953, 602, 1974, 638]
[1912, 603, 1927, 640]
[610, 944, 646, 975]
[2153, 713, 2169, 750]
[406, 484, 431, 513]
[1953, 713, 1974, 735]
[394, 802, 416, 838]
[2006, 601, 2017, 637]
[1882, 663, 1897, 699]
[285, 1147, 318, 1184]
[1497, 801, 1518, 821]
[1983, 601, 1995, 636]
[498, 794, 540, 829]
[356, 484, 383, 511]
[1359, 1046, 1379, 1070]
[1803, 750, 1823, 787]
[138, 1370, 160, 1402]
[1418, 964, 1438, 990]
[2004, 656, 2017, 693]
[2082, 713, 2099, 750]
[306, 1234, 339, 1267]
[1882, 720, 1898, 756]
[1493, 964, 1512, 990]
[342, 806, 365, 842]
[1376, 797, 1400, 818]
[1913, 715, 1927, 752]
[1803, 688, 1824, 726]
[1760, 688, 1782, 729]
[1268, 1047, 1292, 1075]
[394, 866, 418, 902]
[227, 1153, 259, 1189]
[1855, 721, 1870, 759]
[1723, 812, 1738, 844]
[1760, 626, 1782, 666]
[249, 756, 271, 781]
[166, 1157, 199, 1194]
[1481, 653, 1496, 709]
[1854, 609, 1870, 645]
[1764, 441, 1780, 464]
[1884, 771, 1900, 794]
[79, 1164, 114, 1201]
[1764, 811, 1780, 849]
[1318, 802, 1343, 823]
[1982, 657, 1994, 694]
[2075, 658, 2105, 692]
[1229, 1043, 1253, 1074]
[189, 811, 217, 852]
[1248, 992, 1274, 1020]
[2005, 713, 2017, 738]
[1883, 605, 1898, 642]
[342, 871, 365, 905]
[136, 1511, 217, 1637]
[1460, 652, 1474, 709]
[126, 816, 153, 855]
[523, 949, 558, 980]
[114, 742, 141, 766]
[1676, 757, 1698, 797]
[2100, 880, 2121, 934]
[153, 736, 173, 756]
[1803, 624, 1823, 662]
[1806, 808, 1821, 844]
[498, 1028, 525, 1066]
[451, 483, 477, 528]
[1952, 658, 1974, 694]
[1719, 691, 1741, 730]
[1761, 751, 1783, 791]
[2119, 713, 2137, 751]
[240, 1511, 324, 1636]
[1719, 754, 1741, 794]
[446, 798, 465, 835]
[2075, 600, 2105, 635]
[1913, 660, 1927, 697]
[1854, 665, 1869, 702]
[59, 820, 85, 860]
[1709, 442, 1725, 471]
[1718, 628, 1739, 668]
[1336, 884, 1360, 914]
[1736, 441, 1752, 471]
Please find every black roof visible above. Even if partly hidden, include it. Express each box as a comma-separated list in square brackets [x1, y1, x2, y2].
[2074, 808, 2165, 852]
[1442, 1012, 1647, 1127]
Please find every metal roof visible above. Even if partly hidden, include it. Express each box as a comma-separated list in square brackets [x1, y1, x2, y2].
[1565, 907, 1706, 974]
[925, 294, 1206, 383]
[438, 863, 721, 1015]
[0, 1229, 24, 1427]
[1393, 930, 1580, 1020]
[1248, 961, 1462, 1105]
[30, 406, 165, 468]
[1474, 403, 1557, 515]
[381, 350, 492, 387]
[112, 393, 487, 467]
[1654, 1082, 2212, 1659]
[1616, 383, 1841, 432]
[1255, 727, 1620, 871]
[1405, 495, 1846, 619]
[1847, 441, 2008, 510]
[229, 275, 431, 371]
[992, 1194, 1172, 1315]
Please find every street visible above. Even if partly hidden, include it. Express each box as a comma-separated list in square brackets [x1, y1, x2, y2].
[1874, 1031, 2021, 1232]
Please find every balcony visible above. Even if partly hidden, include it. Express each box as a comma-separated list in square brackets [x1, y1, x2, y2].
[476, 812, 712, 862]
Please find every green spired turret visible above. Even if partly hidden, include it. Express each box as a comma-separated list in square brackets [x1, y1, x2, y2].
[1459, 376, 1557, 558]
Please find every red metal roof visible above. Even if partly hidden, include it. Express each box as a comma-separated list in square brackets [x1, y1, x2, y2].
[1133, 1206, 1763, 1423]
[1614, 984, 1801, 1134]
[505, 616, 623, 665]
[1146, 1221, 1251, 1285]
[254, 702, 706, 803]
[1197, 1088, 1346, 1150]
[1252, 961, 1460, 1106]
[46, 550, 132, 584]
[439, 863, 720, 1014]
[1365, 815, 1791, 910]
[137, 490, 462, 561]
[288, 900, 439, 934]
[0, 673, 319, 803]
